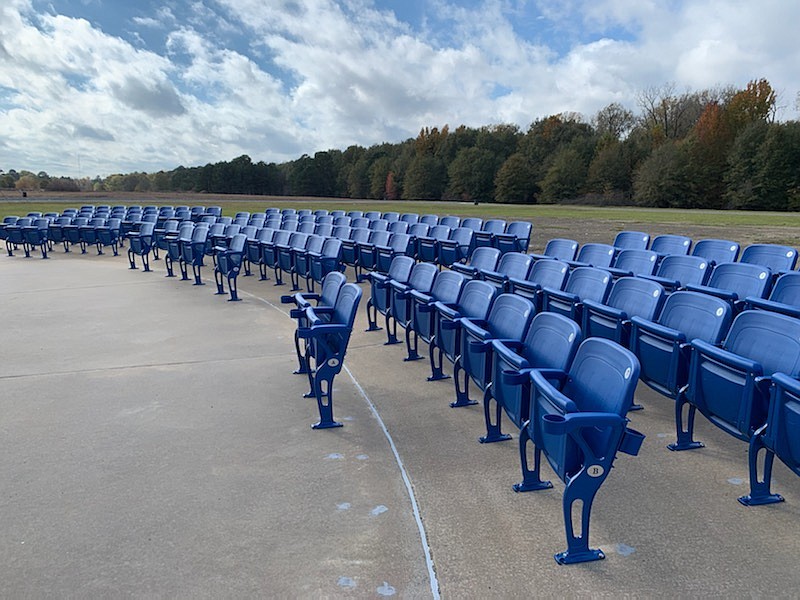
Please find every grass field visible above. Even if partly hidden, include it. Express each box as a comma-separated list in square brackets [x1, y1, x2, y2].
[2, 191, 799, 248]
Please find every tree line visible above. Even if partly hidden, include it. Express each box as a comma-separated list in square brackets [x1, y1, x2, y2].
[3, 79, 799, 211]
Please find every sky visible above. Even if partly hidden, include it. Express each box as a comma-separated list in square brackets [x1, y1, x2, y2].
[1, 0, 799, 178]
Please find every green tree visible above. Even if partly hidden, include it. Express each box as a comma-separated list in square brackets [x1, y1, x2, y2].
[633, 141, 693, 208]
[403, 154, 446, 200]
[494, 153, 537, 203]
[446, 147, 497, 202]
[539, 147, 589, 202]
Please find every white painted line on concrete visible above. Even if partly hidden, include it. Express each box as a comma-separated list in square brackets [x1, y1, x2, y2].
[247, 288, 440, 598]
[344, 364, 441, 600]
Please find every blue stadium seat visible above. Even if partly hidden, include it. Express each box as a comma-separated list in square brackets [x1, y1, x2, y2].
[739, 372, 800, 506]
[437, 227, 474, 268]
[529, 238, 579, 262]
[451, 246, 501, 279]
[179, 224, 210, 284]
[308, 238, 344, 292]
[80, 218, 106, 254]
[214, 233, 247, 301]
[365, 255, 415, 332]
[685, 261, 771, 313]
[363, 211, 381, 221]
[420, 214, 440, 226]
[152, 219, 180, 260]
[341, 228, 370, 274]
[428, 280, 498, 381]
[260, 229, 291, 281]
[406, 270, 465, 362]
[47, 216, 71, 252]
[355, 230, 391, 282]
[274, 232, 309, 286]
[461, 217, 483, 231]
[292, 235, 325, 291]
[21, 218, 50, 259]
[479, 251, 534, 292]
[515, 337, 644, 564]
[630, 291, 732, 406]
[127, 222, 155, 272]
[581, 276, 665, 347]
[613, 230, 650, 252]
[605, 249, 659, 279]
[650, 234, 692, 257]
[692, 238, 740, 266]
[368, 218, 390, 232]
[566, 243, 616, 269]
[400, 213, 419, 225]
[745, 271, 800, 319]
[439, 216, 460, 229]
[385, 262, 438, 346]
[295, 283, 363, 429]
[740, 243, 798, 276]
[494, 221, 533, 254]
[642, 254, 710, 293]
[481, 312, 581, 443]
[165, 222, 196, 278]
[473, 219, 506, 249]
[416, 225, 451, 263]
[508, 259, 570, 309]
[95, 218, 121, 256]
[541, 267, 612, 323]
[672, 310, 800, 452]
[452, 293, 535, 408]
[387, 220, 409, 235]
[375, 233, 414, 274]
[243, 227, 271, 278]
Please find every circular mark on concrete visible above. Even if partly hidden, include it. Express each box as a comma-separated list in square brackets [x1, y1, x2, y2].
[377, 582, 397, 596]
[615, 543, 636, 557]
[337, 576, 356, 589]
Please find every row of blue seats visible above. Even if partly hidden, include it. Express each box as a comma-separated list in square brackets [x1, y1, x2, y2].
[359, 252, 800, 562]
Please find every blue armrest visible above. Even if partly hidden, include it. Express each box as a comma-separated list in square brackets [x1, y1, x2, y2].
[745, 297, 800, 319]
[542, 411, 626, 435]
[685, 284, 737, 302]
[630, 315, 686, 344]
[691, 339, 762, 374]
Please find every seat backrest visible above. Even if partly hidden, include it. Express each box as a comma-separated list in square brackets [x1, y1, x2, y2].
[177, 222, 195, 239]
[604, 276, 665, 321]
[363, 211, 381, 220]
[457, 279, 499, 320]
[481, 219, 506, 234]
[315, 223, 333, 237]
[224, 224, 241, 237]
[651, 234, 692, 256]
[429, 270, 465, 304]
[88, 217, 105, 227]
[521, 312, 582, 369]
[692, 239, 740, 264]
[208, 223, 225, 237]
[314, 209, 329, 217]
[206, 206, 222, 217]
[493, 252, 533, 280]
[387, 255, 415, 283]
[349, 228, 370, 243]
[298, 222, 316, 234]
[332, 225, 351, 239]
[724, 310, 800, 377]
[296, 209, 312, 218]
[527, 259, 570, 290]
[486, 293, 535, 339]
[249, 214, 266, 226]
[257, 227, 275, 243]
[369, 219, 390, 232]
[190, 226, 208, 242]
[351, 217, 369, 229]
[304, 235, 325, 254]
[142, 214, 158, 223]
[420, 214, 439, 226]
[382, 212, 400, 222]
[427, 225, 451, 240]
[333, 283, 363, 329]
[105, 218, 121, 230]
[388, 221, 409, 234]
[347, 210, 363, 219]
[368, 230, 391, 246]
[228, 234, 247, 253]
[389, 233, 412, 253]
[315, 215, 333, 225]
[705, 262, 771, 300]
[288, 232, 309, 249]
[768, 272, 800, 306]
[329, 210, 345, 218]
[461, 217, 483, 231]
[543, 238, 579, 261]
[504, 221, 532, 240]
[740, 244, 799, 273]
[280, 220, 298, 232]
[320, 271, 348, 307]
[240, 225, 257, 239]
[440, 216, 460, 228]
[217, 216, 233, 225]
[272, 230, 291, 246]
[448, 227, 473, 246]
[655, 254, 709, 287]
[467, 246, 501, 271]
[164, 220, 181, 233]
[612, 249, 659, 276]
[400, 213, 419, 224]
[408, 223, 430, 237]
[333, 216, 351, 227]
[563, 267, 613, 303]
[613, 230, 650, 250]
[656, 291, 732, 345]
[233, 216, 249, 226]
[321, 237, 342, 258]
[574, 243, 616, 267]
[407, 262, 438, 293]
[560, 339, 640, 423]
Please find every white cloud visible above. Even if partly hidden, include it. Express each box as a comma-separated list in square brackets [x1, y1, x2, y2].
[0, 0, 798, 177]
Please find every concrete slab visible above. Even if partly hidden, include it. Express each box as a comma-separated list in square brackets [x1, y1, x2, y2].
[2, 249, 800, 597]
